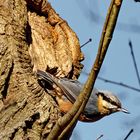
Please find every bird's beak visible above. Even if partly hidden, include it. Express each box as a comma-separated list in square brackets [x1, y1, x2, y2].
[118, 108, 130, 114]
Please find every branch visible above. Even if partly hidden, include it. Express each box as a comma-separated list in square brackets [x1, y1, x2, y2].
[96, 134, 104, 140]
[134, 0, 140, 2]
[77, 0, 140, 34]
[47, 0, 123, 139]
[129, 40, 140, 87]
[81, 38, 92, 48]
[98, 77, 140, 92]
[124, 129, 134, 140]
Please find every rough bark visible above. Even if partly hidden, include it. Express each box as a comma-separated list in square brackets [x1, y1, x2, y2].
[0, 0, 83, 139]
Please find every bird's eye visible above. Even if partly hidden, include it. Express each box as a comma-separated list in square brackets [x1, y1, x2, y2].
[96, 92, 103, 97]
[95, 93, 99, 96]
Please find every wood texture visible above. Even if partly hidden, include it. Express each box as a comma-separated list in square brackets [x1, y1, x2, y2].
[0, 0, 83, 139]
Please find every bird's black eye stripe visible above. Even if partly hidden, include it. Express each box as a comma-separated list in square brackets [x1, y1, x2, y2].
[99, 93, 120, 107]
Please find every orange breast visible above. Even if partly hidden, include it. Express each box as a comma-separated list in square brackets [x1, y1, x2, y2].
[58, 99, 73, 114]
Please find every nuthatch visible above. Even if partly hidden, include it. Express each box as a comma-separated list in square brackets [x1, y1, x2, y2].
[37, 70, 129, 122]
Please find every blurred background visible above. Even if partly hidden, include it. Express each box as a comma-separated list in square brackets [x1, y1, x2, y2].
[50, 0, 140, 139]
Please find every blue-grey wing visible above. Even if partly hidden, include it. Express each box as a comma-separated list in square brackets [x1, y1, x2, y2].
[54, 78, 82, 103]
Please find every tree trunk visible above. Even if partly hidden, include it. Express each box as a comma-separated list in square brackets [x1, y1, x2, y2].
[0, 0, 83, 139]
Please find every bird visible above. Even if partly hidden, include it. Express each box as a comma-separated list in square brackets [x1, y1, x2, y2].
[36, 70, 129, 122]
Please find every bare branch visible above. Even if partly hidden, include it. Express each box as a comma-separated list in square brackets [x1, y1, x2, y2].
[96, 134, 104, 140]
[81, 38, 92, 48]
[134, 0, 140, 2]
[98, 77, 140, 92]
[129, 40, 140, 87]
[124, 129, 134, 140]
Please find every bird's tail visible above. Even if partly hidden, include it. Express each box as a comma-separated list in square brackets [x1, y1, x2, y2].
[37, 69, 58, 86]
[36, 70, 76, 103]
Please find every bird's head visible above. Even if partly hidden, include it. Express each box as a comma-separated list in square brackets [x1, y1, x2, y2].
[96, 90, 129, 116]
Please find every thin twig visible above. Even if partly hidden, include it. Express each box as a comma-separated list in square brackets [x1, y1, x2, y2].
[134, 0, 140, 2]
[129, 40, 140, 87]
[124, 129, 134, 140]
[98, 76, 140, 92]
[96, 134, 104, 140]
[83, 70, 140, 92]
[81, 38, 92, 48]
